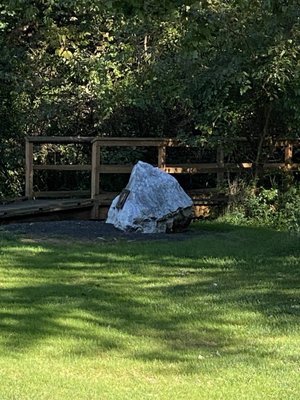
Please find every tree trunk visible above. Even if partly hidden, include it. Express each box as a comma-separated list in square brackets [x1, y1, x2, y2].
[253, 104, 272, 186]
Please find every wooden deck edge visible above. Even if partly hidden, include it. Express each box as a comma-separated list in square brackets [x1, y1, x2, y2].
[0, 199, 93, 219]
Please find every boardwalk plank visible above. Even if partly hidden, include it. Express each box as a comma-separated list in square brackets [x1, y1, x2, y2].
[0, 199, 93, 221]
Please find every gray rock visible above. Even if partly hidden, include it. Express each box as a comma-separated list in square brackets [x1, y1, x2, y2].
[106, 161, 193, 233]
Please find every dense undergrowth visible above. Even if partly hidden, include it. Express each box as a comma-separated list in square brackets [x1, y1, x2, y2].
[220, 184, 300, 234]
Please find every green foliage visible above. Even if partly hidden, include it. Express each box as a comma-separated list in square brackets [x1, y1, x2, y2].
[276, 186, 300, 233]
[222, 184, 300, 234]
[0, 0, 299, 196]
[244, 188, 279, 225]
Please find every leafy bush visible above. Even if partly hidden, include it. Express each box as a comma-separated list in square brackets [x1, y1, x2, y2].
[221, 183, 300, 234]
[243, 188, 279, 225]
[276, 186, 300, 234]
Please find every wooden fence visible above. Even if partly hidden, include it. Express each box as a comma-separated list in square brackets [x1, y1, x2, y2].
[25, 136, 300, 218]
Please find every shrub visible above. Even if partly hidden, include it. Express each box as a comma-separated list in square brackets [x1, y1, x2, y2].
[221, 182, 300, 234]
[276, 186, 300, 234]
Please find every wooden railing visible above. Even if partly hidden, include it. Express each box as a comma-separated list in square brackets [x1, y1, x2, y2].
[25, 136, 93, 199]
[25, 136, 300, 217]
[90, 137, 182, 200]
[25, 136, 183, 200]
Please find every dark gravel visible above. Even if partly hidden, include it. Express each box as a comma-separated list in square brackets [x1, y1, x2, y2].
[1, 220, 200, 242]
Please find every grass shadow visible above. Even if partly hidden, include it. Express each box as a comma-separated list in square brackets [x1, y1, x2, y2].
[0, 222, 299, 372]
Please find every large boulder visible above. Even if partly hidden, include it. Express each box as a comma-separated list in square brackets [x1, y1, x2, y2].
[106, 161, 193, 233]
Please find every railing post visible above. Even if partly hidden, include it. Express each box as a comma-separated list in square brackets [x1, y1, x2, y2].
[158, 145, 166, 169]
[25, 139, 33, 199]
[217, 145, 225, 188]
[91, 140, 101, 218]
[284, 141, 293, 189]
[284, 142, 293, 168]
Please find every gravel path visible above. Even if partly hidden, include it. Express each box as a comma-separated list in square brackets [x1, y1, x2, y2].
[1, 220, 200, 243]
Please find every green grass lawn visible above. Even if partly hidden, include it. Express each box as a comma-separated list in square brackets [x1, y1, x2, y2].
[0, 222, 299, 400]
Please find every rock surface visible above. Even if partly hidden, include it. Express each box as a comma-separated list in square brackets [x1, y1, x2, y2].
[106, 161, 193, 233]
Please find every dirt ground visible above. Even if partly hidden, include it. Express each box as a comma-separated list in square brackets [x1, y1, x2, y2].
[1, 220, 202, 243]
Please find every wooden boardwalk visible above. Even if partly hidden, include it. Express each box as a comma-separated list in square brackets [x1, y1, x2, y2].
[0, 198, 93, 223]
[0, 191, 227, 223]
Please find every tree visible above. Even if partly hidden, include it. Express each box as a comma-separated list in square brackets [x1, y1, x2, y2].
[0, 0, 299, 196]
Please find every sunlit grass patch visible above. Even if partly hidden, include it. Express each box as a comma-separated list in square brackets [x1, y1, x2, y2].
[0, 222, 299, 399]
